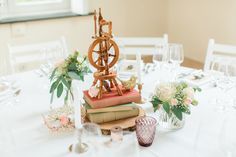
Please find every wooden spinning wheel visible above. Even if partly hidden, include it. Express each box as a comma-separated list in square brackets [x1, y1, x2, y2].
[88, 39, 119, 71]
[88, 8, 123, 99]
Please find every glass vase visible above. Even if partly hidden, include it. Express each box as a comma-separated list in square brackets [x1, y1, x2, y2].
[157, 106, 185, 131]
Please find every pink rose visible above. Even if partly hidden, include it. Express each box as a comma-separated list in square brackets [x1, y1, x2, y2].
[54, 59, 65, 68]
[170, 98, 178, 106]
[184, 98, 192, 105]
[59, 115, 69, 126]
[88, 86, 99, 98]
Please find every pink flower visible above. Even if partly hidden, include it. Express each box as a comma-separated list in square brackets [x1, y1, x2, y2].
[54, 59, 65, 68]
[59, 115, 69, 126]
[184, 98, 192, 105]
[88, 86, 99, 98]
[170, 98, 178, 106]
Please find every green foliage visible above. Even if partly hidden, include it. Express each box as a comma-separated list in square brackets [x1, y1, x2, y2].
[49, 51, 92, 103]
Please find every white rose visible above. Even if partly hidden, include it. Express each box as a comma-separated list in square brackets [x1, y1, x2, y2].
[183, 87, 194, 99]
[155, 83, 176, 102]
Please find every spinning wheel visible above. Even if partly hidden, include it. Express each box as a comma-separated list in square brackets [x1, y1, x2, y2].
[87, 8, 123, 99]
[88, 39, 119, 71]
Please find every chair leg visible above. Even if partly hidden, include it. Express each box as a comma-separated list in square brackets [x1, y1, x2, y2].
[112, 78, 123, 96]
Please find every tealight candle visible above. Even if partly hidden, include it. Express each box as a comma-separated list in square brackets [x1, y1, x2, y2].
[111, 126, 123, 142]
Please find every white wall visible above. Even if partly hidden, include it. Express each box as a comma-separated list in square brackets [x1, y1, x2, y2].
[167, 0, 236, 62]
[0, 0, 167, 75]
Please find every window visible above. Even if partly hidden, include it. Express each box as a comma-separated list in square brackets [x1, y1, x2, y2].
[8, 0, 71, 17]
[0, 0, 89, 19]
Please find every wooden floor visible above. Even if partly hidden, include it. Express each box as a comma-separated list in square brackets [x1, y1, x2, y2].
[182, 57, 204, 69]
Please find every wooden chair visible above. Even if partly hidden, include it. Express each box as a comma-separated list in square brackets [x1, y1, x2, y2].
[114, 34, 168, 60]
[8, 36, 68, 73]
[204, 39, 236, 72]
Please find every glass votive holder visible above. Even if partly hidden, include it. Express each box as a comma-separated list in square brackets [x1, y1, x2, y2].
[135, 116, 157, 147]
[111, 126, 123, 142]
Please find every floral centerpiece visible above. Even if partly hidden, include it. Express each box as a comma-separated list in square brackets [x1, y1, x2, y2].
[151, 82, 201, 130]
[44, 51, 91, 132]
[49, 51, 91, 104]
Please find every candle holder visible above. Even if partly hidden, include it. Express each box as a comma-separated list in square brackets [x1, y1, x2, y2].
[137, 83, 146, 104]
[69, 128, 88, 154]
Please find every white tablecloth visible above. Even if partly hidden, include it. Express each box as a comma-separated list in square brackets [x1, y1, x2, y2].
[0, 69, 236, 157]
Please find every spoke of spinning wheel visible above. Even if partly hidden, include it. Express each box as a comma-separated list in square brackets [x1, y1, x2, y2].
[108, 44, 113, 50]
[94, 58, 99, 64]
[109, 54, 116, 57]
[93, 50, 100, 54]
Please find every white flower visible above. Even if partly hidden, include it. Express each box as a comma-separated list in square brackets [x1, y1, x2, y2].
[183, 87, 194, 99]
[155, 83, 176, 102]
[77, 56, 84, 63]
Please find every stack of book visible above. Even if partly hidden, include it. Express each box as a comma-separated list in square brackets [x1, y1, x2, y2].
[83, 89, 141, 124]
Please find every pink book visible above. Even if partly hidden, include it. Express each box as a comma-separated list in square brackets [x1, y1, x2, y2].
[83, 89, 141, 109]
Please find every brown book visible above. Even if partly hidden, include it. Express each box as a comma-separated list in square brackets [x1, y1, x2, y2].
[83, 89, 141, 109]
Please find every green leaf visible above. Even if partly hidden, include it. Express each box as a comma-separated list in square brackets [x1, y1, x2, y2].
[57, 83, 64, 98]
[151, 96, 162, 112]
[68, 63, 77, 71]
[172, 107, 183, 120]
[68, 71, 81, 80]
[163, 102, 170, 114]
[50, 68, 57, 81]
[50, 91, 54, 104]
[79, 73, 84, 81]
[61, 77, 70, 89]
[49, 77, 61, 93]
[180, 106, 191, 114]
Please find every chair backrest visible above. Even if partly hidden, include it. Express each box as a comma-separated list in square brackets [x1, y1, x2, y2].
[8, 36, 68, 73]
[204, 39, 236, 71]
[114, 34, 168, 58]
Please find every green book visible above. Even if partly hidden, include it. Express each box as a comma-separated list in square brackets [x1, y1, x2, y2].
[83, 103, 140, 124]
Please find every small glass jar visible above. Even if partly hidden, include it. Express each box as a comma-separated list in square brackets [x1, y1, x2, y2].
[158, 106, 185, 131]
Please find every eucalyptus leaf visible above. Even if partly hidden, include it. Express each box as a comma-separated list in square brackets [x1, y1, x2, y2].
[68, 72, 81, 80]
[163, 102, 170, 114]
[57, 83, 64, 98]
[50, 77, 61, 93]
[50, 68, 57, 81]
[50, 91, 54, 104]
[61, 77, 70, 89]
[172, 107, 183, 120]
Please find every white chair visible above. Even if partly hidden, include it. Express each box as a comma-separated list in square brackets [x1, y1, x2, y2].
[204, 39, 236, 72]
[114, 34, 168, 59]
[8, 37, 68, 73]
[114, 34, 168, 80]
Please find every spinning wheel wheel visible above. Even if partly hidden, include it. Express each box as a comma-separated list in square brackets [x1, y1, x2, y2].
[88, 39, 119, 70]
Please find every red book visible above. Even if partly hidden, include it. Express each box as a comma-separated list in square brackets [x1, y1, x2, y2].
[83, 89, 141, 109]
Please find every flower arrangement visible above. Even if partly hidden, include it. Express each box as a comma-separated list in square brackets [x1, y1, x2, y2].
[151, 82, 201, 121]
[49, 51, 92, 104]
